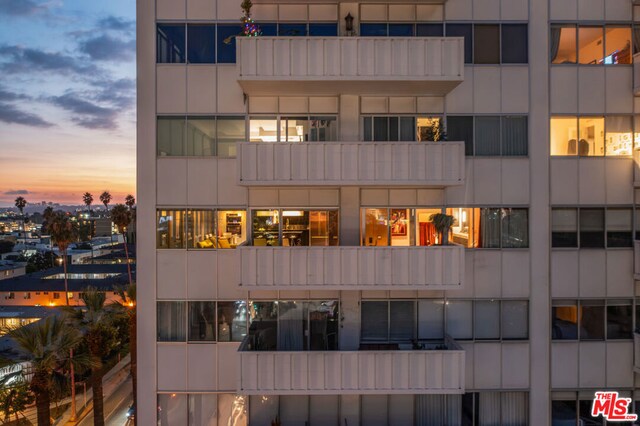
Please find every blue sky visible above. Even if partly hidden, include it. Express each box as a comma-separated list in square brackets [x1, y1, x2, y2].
[0, 0, 136, 207]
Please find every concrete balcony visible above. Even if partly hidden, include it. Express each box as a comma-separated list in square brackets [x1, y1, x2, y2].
[237, 336, 465, 395]
[635, 241, 640, 280]
[634, 53, 640, 96]
[236, 37, 464, 96]
[635, 332, 640, 373]
[239, 245, 464, 290]
[236, 141, 465, 186]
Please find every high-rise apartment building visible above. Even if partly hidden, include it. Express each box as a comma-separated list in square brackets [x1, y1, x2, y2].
[137, 0, 640, 423]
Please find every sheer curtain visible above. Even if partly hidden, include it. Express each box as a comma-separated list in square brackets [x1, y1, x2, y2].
[478, 392, 501, 425]
[501, 392, 528, 426]
[502, 116, 528, 156]
[475, 116, 501, 155]
[278, 302, 305, 350]
[415, 395, 461, 425]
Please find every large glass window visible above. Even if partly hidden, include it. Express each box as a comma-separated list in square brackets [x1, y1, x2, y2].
[158, 301, 186, 342]
[579, 116, 605, 156]
[501, 116, 528, 155]
[309, 23, 338, 37]
[217, 301, 248, 342]
[501, 301, 528, 339]
[418, 299, 444, 340]
[501, 24, 528, 63]
[447, 116, 474, 156]
[474, 300, 500, 340]
[501, 208, 529, 248]
[247, 300, 339, 350]
[250, 116, 336, 142]
[550, 116, 578, 155]
[446, 24, 473, 63]
[606, 208, 632, 247]
[157, 209, 186, 249]
[363, 116, 415, 141]
[578, 26, 604, 64]
[579, 208, 605, 248]
[580, 300, 605, 340]
[605, 116, 633, 156]
[158, 394, 188, 425]
[157, 24, 186, 63]
[552, 207, 632, 248]
[186, 117, 216, 156]
[553, 300, 633, 341]
[157, 117, 185, 156]
[474, 25, 500, 64]
[607, 301, 633, 339]
[187, 24, 215, 63]
[188, 394, 217, 426]
[605, 26, 632, 64]
[550, 24, 577, 64]
[217, 24, 242, 63]
[252, 210, 280, 246]
[552, 301, 578, 340]
[251, 209, 337, 247]
[474, 116, 501, 155]
[361, 301, 389, 341]
[551, 208, 578, 248]
[157, 116, 246, 157]
[417, 117, 444, 142]
[218, 210, 247, 247]
[188, 301, 216, 341]
[310, 116, 337, 141]
[446, 300, 473, 340]
[188, 209, 216, 249]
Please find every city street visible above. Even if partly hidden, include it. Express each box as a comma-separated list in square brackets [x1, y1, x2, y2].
[78, 376, 133, 426]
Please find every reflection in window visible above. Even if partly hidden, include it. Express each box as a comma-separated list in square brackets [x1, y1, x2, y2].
[552, 302, 578, 340]
[158, 393, 188, 425]
[218, 301, 248, 342]
[157, 24, 186, 63]
[157, 301, 186, 341]
[217, 117, 245, 157]
[246, 301, 339, 351]
[578, 26, 603, 64]
[186, 117, 215, 156]
[157, 209, 186, 249]
[188, 301, 216, 341]
[501, 208, 529, 248]
[417, 117, 444, 142]
[157, 117, 185, 156]
[188, 209, 216, 249]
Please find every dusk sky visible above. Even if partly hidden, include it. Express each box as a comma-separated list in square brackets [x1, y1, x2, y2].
[0, 0, 136, 207]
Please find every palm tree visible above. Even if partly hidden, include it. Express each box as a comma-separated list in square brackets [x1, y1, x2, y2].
[72, 288, 119, 426]
[83, 192, 94, 215]
[8, 315, 86, 426]
[124, 194, 135, 210]
[41, 206, 54, 234]
[115, 283, 136, 426]
[47, 211, 79, 420]
[110, 204, 133, 285]
[99, 191, 112, 212]
[14, 197, 27, 246]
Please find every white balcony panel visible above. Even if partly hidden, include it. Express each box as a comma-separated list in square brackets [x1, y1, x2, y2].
[237, 37, 464, 96]
[635, 53, 640, 96]
[239, 245, 464, 290]
[238, 348, 465, 395]
[237, 141, 465, 187]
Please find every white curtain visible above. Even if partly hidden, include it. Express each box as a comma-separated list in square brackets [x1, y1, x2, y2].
[416, 395, 461, 425]
[188, 394, 217, 426]
[478, 392, 501, 426]
[501, 392, 528, 426]
[278, 302, 304, 350]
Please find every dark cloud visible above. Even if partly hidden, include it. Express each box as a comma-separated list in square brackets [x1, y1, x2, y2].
[49, 93, 119, 130]
[79, 35, 135, 61]
[0, 102, 53, 127]
[99, 16, 134, 32]
[4, 190, 30, 195]
[0, 87, 29, 102]
[93, 78, 136, 109]
[0, 45, 97, 75]
[0, 0, 48, 16]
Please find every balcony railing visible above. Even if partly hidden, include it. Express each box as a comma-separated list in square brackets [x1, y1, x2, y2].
[236, 37, 464, 96]
[634, 53, 640, 96]
[236, 141, 466, 186]
[237, 335, 465, 394]
[239, 245, 464, 290]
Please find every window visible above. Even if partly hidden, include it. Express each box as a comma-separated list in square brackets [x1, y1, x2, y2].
[216, 24, 242, 63]
[416, 24, 443, 37]
[474, 25, 500, 64]
[361, 301, 388, 341]
[252, 209, 339, 247]
[552, 300, 632, 340]
[187, 209, 216, 249]
[158, 393, 188, 425]
[250, 116, 337, 142]
[580, 208, 605, 248]
[188, 302, 216, 341]
[389, 23, 414, 36]
[246, 300, 339, 350]
[360, 23, 389, 37]
[605, 116, 633, 156]
[606, 208, 632, 247]
[446, 24, 473, 63]
[551, 24, 633, 65]
[417, 117, 445, 142]
[159, 393, 247, 426]
[501, 301, 528, 339]
[474, 300, 500, 340]
[552, 392, 634, 426]
[157, 24, 186, 63]
[418, 299, 444, 339]
[309, 23, 338, 37]
[217, 301, 248, 342]
[157, 116, 246, 158]
[157, 209, 186, 249]
[501, 208, 529, 248]
[551, 208, 578, 247]
[157, 301, 186, 342]
[279, 23, 307, 36]
[446, 300, 473, 340]
[53, 293, 60, 299]
[363, 116, 415, 141]
[501, 24, 528, 63]
[551, 115, 635, 157]
[447, 115, 528, 156]
[186, 24, 215, 63]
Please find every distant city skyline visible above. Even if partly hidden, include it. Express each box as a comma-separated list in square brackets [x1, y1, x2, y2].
[0, 0, 136, 207]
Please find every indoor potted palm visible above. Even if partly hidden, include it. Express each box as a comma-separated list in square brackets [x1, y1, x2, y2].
[429, 213, 455, 245]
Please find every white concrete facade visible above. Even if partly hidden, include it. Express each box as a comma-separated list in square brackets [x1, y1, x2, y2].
[138, 0, 640, 424]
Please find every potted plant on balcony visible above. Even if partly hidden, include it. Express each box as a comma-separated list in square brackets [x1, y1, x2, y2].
[430, 213, 455, 245]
